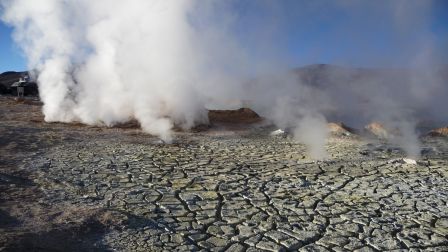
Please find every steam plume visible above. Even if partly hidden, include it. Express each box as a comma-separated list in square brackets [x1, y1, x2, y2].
[1, 0, 219, 142]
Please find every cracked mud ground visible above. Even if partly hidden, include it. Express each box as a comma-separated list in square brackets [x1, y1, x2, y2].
[1, 97, 447, 251]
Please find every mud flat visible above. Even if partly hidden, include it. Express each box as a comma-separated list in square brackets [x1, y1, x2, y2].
[0, 96, 447, 251]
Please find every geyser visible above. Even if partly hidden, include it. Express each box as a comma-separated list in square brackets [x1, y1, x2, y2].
[2, 1, 447, 159]
[1, 0, 217, 142]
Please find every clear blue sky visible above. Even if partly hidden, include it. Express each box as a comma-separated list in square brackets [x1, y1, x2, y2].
[0, 0, 447, 73]
[0, 23, 26, 72]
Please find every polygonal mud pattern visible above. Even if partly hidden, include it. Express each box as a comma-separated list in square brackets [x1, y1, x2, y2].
[9, 133, 447, 251]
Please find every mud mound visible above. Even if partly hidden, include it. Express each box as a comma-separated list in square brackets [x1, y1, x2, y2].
[327, 122, 356, 135]
[364, 122, 392, 139]
[208, 108, 261, 124]
[428, 126, 448, 137]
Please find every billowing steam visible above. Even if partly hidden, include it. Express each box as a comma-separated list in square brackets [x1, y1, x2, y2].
[1, 1, 446, 159]
[1, 1, 216, 143]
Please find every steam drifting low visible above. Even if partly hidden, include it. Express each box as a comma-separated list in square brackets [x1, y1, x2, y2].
[2, 0, 447, 158]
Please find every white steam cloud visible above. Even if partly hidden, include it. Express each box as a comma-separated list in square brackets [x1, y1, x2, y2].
[1, 0, 231, 142]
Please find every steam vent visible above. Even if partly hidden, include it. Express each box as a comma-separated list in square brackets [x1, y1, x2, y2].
[1, 1, 448, 251]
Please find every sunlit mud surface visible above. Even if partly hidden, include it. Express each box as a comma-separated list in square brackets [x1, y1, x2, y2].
[1, 96, 447, 251]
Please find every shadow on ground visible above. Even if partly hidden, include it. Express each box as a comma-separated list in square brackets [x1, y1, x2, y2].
[2, 218, 112, 252]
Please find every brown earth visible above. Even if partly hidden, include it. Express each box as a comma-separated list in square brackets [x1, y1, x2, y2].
[327, 122, 357, 135]
[428, 126, 448, 137]
[364, 122, 391, 139]
[207, 107, 262, 124]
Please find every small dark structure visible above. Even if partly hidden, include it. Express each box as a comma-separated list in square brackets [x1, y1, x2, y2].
[12, 78, 27, 98]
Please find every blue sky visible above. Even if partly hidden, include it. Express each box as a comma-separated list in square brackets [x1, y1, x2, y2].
[0, 23, 26, 72]
[0, 0, 447, 73]
[227, 0, 448, 68]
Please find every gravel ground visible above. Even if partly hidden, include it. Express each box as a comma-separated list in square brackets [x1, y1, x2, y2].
[0, 96, 447, 251]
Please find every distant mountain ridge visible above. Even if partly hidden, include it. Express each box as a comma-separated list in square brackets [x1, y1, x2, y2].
[293, 63, 448, 87]
[0, 71, 28, 85]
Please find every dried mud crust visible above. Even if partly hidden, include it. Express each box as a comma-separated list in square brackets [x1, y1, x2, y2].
[0, 96, 448, 251]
